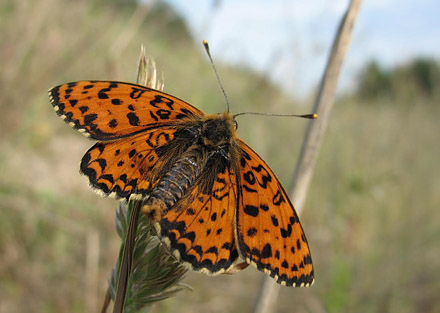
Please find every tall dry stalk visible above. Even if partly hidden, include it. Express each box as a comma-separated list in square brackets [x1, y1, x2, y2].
[253, 1, 362, 312]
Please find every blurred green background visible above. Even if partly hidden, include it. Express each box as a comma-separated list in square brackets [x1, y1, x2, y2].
[0, 0, 439, 312]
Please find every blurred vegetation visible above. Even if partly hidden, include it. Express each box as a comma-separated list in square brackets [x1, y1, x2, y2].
[0, 0, 439, 313]
[356, 58, 440, 102]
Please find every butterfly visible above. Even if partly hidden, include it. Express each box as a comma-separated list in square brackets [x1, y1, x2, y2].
[48, 80, 314, 287]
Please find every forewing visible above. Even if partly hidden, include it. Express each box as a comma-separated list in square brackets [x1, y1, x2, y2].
[236, 140, 314, 287]
[155, 165, 239, 274]
[80, 127, 178, 199]
[49, 81, 203, 140]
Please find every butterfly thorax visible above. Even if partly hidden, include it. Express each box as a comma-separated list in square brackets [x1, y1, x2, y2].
[142, 112, 239, 221]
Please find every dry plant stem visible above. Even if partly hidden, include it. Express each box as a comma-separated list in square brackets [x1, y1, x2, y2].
[101, 289, 112, 313]
[291, 0, 362, 212]
[252, 1, 362, 313]
[113, 201, 142, 313]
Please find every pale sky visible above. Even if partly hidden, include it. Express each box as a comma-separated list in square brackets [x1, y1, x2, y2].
[163, 0, 440, 97]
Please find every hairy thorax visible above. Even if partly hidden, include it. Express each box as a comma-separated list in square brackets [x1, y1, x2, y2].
[142, 112, 239, 220]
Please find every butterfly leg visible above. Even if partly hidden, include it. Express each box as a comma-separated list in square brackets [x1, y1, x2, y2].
[142, 197, 167, 221]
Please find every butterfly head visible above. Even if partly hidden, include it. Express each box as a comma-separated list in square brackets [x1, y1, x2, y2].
[200, 112, 237, 149]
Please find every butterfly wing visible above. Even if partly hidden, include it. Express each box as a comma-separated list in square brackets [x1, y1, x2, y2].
[49, 80, 205, 199]
[80, 127, 179, 199]
[49, 81, 203, 140]
[236, 140, 314, 287]
[155, 165, 240, 274]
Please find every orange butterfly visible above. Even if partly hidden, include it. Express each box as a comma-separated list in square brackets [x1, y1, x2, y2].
[49, 81, 314, 287]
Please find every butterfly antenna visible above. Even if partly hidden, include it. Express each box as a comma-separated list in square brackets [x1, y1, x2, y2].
[234, 112, 318, 119]
[203, 40, 230, 113]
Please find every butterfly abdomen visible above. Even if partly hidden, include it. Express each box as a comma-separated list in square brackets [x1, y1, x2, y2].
[142, 147, 207, 220]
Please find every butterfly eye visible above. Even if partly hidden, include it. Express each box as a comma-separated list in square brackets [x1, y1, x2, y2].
[234, 119, 238, 130]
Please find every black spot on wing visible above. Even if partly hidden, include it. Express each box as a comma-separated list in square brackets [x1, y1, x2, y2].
[156, 109, 171, 119]
[128, 149, 136, 158]
[109, 119, 118, 128]
[127, 112, 140, 126]
[243, 205, 259, 217]
[79, 106, 89, 113]
[271, 215, 279, 226]
[247, 227, 257, 237]
[84, 113, 97, 125]
[211, 212, 217, 221]
[261, 244, 272, 258]
[150, 95, 174, 110]
[280, 224, 292, 238]
[206, 247, 218, 255]
[130, 87, 147, 99]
